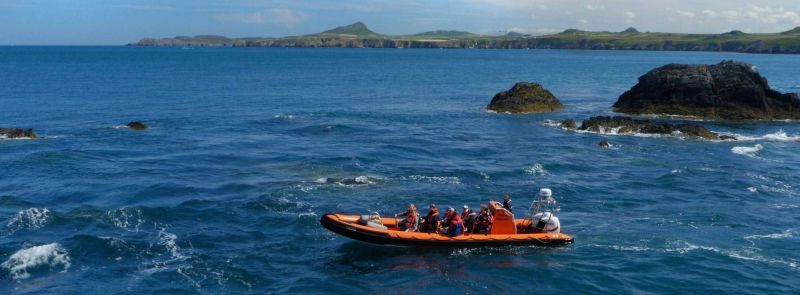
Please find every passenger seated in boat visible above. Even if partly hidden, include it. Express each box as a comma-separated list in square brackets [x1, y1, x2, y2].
[461, 205, 476, 233]
[502, 193, 513, 213]
[439, 207, 464, 237]
[419, 204, 440, 233]
[396, 204, 419, 232]
[472, 204, 493, 234]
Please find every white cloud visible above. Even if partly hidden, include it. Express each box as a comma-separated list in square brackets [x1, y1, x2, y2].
[216, 8, 306, 28]
[269, 8, 304, 28]
[675, 10, 695, 17]
[585, 4, 605, 11]
[216, 12, 266, 24]
[624, 11, 636, 18]
[579, 19, 588, 24]
[702, 10, 718, 17]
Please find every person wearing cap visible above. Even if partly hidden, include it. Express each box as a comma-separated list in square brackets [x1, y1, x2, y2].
[438, 207, 455, 234]
[461, 205, 475, 233]
[438, 207, 464, 236]
[535, 188, 559, 213]
[419, 203, 440, 233]
[502, 193, 513, 213]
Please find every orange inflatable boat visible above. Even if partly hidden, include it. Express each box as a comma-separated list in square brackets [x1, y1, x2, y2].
[321, 201, 574, 247]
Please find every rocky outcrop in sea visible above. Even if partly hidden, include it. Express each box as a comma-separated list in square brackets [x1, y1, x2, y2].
[487, 82, 564, 114]
[614, 61, 800, 120]
[0, 128, 36, 139]
[577, 116, 735, 140]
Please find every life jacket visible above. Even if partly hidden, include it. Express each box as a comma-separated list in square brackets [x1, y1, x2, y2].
[448, 215, 464, 236]
[406, 212, 417, 226]
[461, 209, 472, 220]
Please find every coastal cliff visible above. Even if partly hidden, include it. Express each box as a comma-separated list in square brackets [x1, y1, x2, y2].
[129, 22, 800, 54]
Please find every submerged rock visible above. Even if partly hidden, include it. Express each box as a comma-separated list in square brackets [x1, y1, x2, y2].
[598, 140, 611, 148]
[0, 128, 36, 139]
[579, 116, 735, 140]
[560, 119, 577, 130]
[614, 60, 800, 120]
[127, 121, 148, 130]
[487, 82, 564, 113]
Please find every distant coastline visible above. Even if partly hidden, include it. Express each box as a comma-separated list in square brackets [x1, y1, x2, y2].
[128, 22, 800, 54]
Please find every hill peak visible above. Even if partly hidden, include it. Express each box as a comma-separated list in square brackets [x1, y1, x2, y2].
[622, 27, 639, 33]
[781, 26, 800, 34]
[320, 22, 378, 36]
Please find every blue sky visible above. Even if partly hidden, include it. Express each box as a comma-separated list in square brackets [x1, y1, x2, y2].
[2, 0, 800, 45]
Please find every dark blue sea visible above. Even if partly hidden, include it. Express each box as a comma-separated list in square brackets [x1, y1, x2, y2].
[1, 47, 799, 294]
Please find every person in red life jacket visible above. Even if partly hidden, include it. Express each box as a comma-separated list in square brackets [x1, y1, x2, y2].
[502, 193, 513, 213]
[419, 204, 440, 233]
[395, 204, 419, 232]
[447, 208, 465, 237]
[438, 207, 464, 236]
[472, 204, 493, 234]
[437, 208, 454, 235]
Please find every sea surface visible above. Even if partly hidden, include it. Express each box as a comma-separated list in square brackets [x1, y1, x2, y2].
[1, 47, 799, 294]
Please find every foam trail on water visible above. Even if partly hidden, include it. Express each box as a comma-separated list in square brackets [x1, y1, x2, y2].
[1, 243, 71, 280]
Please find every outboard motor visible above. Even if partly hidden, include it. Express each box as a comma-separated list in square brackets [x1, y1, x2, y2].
[525, 188, 561, 233]
[530, 211, 560, 233]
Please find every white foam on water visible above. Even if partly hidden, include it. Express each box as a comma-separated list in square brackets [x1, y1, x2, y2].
[7, 208, 51, 233]
[107, 207, 145, 232]
[666, 240, 798, 270]
[730, 130, 800, 142]
[747, 187, 758, 193]
[0, 135, 33, 140]
[401, 175, 462, 185]
[273, 114, 297, 120]
[671, 169, 682, 174]
[523, 163, 548, 175]
[731, 144, 763, 158]
[112, 125, 130, 129]
[1, 243, 71, 280]
[744, 229, 794, 241]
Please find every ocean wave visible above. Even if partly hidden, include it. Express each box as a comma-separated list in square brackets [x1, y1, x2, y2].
[728, 130, 800, 142]
[666, 240, 798, 269]
[273, 114, 298, 120]
[107, 207, 145, 232]
[744, 229, 794, 241]
[523, 163, 548, 175]
[315, 175, 382, 186]
[1, 243, 71, 280]
[400, 175, 461, 185]
[6, 208, 51, 234]
[731, 144, 763, 158]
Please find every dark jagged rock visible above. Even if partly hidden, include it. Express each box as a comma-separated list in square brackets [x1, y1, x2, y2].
[560, 119, 577, 130]
[578, 116, 735, 140]
[0, 128, 36, 139]
[487, 82, 564, 113]
[127, 121, 148, 130]
[598, 140, 611, 148]
[614, 60, 800, 120]
[719, 135, 738, 141]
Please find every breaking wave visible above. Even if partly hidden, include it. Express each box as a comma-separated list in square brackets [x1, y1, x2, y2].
[6, 208, 51, 234]
[729, 130, 800, 142]
[2, 243, 71, 280]
[731, 144, 763, 158]
[400, 175, 462, 185]
[523, 163, 548, 175]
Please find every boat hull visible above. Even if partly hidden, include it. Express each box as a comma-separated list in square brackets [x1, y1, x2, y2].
[320, 213, 574, 247]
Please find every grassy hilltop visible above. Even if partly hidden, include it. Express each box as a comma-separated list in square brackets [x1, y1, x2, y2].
[129, 22, 800, 54]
